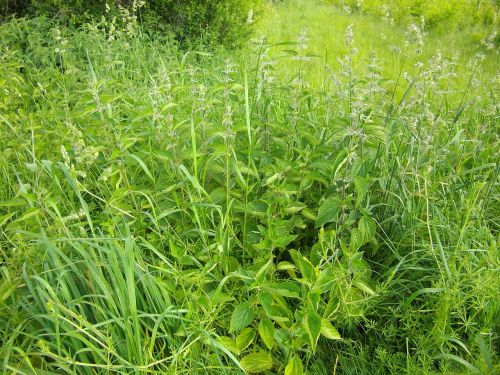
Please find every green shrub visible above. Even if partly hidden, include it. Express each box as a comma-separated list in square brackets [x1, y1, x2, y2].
[144, 0, 262, 47]
[1, 0, 102, 21]
[1, 0, 262, 47]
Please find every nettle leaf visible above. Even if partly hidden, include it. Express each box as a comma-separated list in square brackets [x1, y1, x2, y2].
[258, 318, 275, 349]
[284, 203, 307, 214]
[320, 319, 342, 340]
[236, 328, 256, 351]
[301, 207, 317, 221]
[240, 351, 273, 373]
[255, 257, 274, 283]
[289, 250, 315, 282]
[217, 336, 240, 355]
[276, 261, 296, 271]
[285, 355, 304, 375]
[315, 197, 341, 228]
[258, 292, 273, 316]
[270, 304, 293, 323]
[353, 176, 367, 208]
[272, 220, 298, 248]
[316, 268, 334, 294]
[263, 282, 301, 299]
[304, 309, 322, 351]
[358, 215, 376, 243]
[350, 227, 364, 252]
[230, 301, 254, 332]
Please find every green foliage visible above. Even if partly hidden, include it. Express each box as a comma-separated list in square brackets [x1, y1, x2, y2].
[1, 0, 261, 47]
[328, 0, 499, 32]
[0, 3, 499, 374]
[145, 0, 262, 47]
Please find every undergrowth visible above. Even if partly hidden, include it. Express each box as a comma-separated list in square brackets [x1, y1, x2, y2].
[0, 7, 499, 375]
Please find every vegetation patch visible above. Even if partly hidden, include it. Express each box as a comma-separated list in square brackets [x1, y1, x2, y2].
[1, 0, 499, 373]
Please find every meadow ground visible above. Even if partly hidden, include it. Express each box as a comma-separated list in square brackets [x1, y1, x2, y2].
[0, 0, 499, 374]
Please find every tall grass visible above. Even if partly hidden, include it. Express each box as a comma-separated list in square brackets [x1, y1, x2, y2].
[1, 4, 499, 374]
[257, 0, 499, 88]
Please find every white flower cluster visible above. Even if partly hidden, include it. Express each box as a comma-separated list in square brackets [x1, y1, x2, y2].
[61, 122, 100, 179]
[52, 27, 68, 55]
[102, 0, 146, 41]
[405, 23, 425, 55]
[253, 36, 275, 101]
[246, 9, 254, 25]
[481, 30, 498, 52]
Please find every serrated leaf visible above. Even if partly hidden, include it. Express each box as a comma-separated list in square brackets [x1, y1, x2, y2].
[230, 301, 254, 332]
[263, 282, 300, 298]
[315, 197, 341, 228]
[301, 207, 317, 221]
[350, 227, 364, 252]
[320, 319, 342, 340]
[289, 250, 315, 282]
[217, 336, 240, 355]
[284, 204, 306, 214]
[258, 318, 275, 349]
[258, 292, 273, 316]
[263, 172, 280, 186]
[236, 328, 256, 351]
[316, 268, 334, 294]
[304, 310, 321, 351]
[276, 261, 296, 271]
[285, 355, 303, 375]
[255, 257, 273, 283]
[240, 351, 273, 373]
[358, 215, 376, 243]
[269, 304, 293, 323]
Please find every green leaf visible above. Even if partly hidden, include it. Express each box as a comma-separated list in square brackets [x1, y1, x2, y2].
[269, 304, 292, 323]
[230, 301, 254, 332]
[258, 318, 275, 349]
[258, 292, 273, 316]
[320, 319, 342, 340]
[316, 268, 334, 294]
[289, 250, 315, 282]
[263, 282, 301, 298]
[240, 352, 273, 373]
[358, 215, 376, 243]
[350, 227, 364, 252]
[301, 207, 317, 221]
[276, 261, 296, 271]
[255, 257, 273, 283]
[0, 212, 15, 227]
[127, 154, 155, 182]
[285, 355, 303, 375]
[263, 172, 280, 186]
[315, 197, 341, 228]
[304, 310, 322, 351]
[353, 176, 367, 208]
[236, 328, 256, 351]
[217, 336, 240, 355]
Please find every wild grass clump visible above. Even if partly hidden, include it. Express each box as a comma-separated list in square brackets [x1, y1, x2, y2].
[327, 0, 499, 50]
[0, 8, 499, 375]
